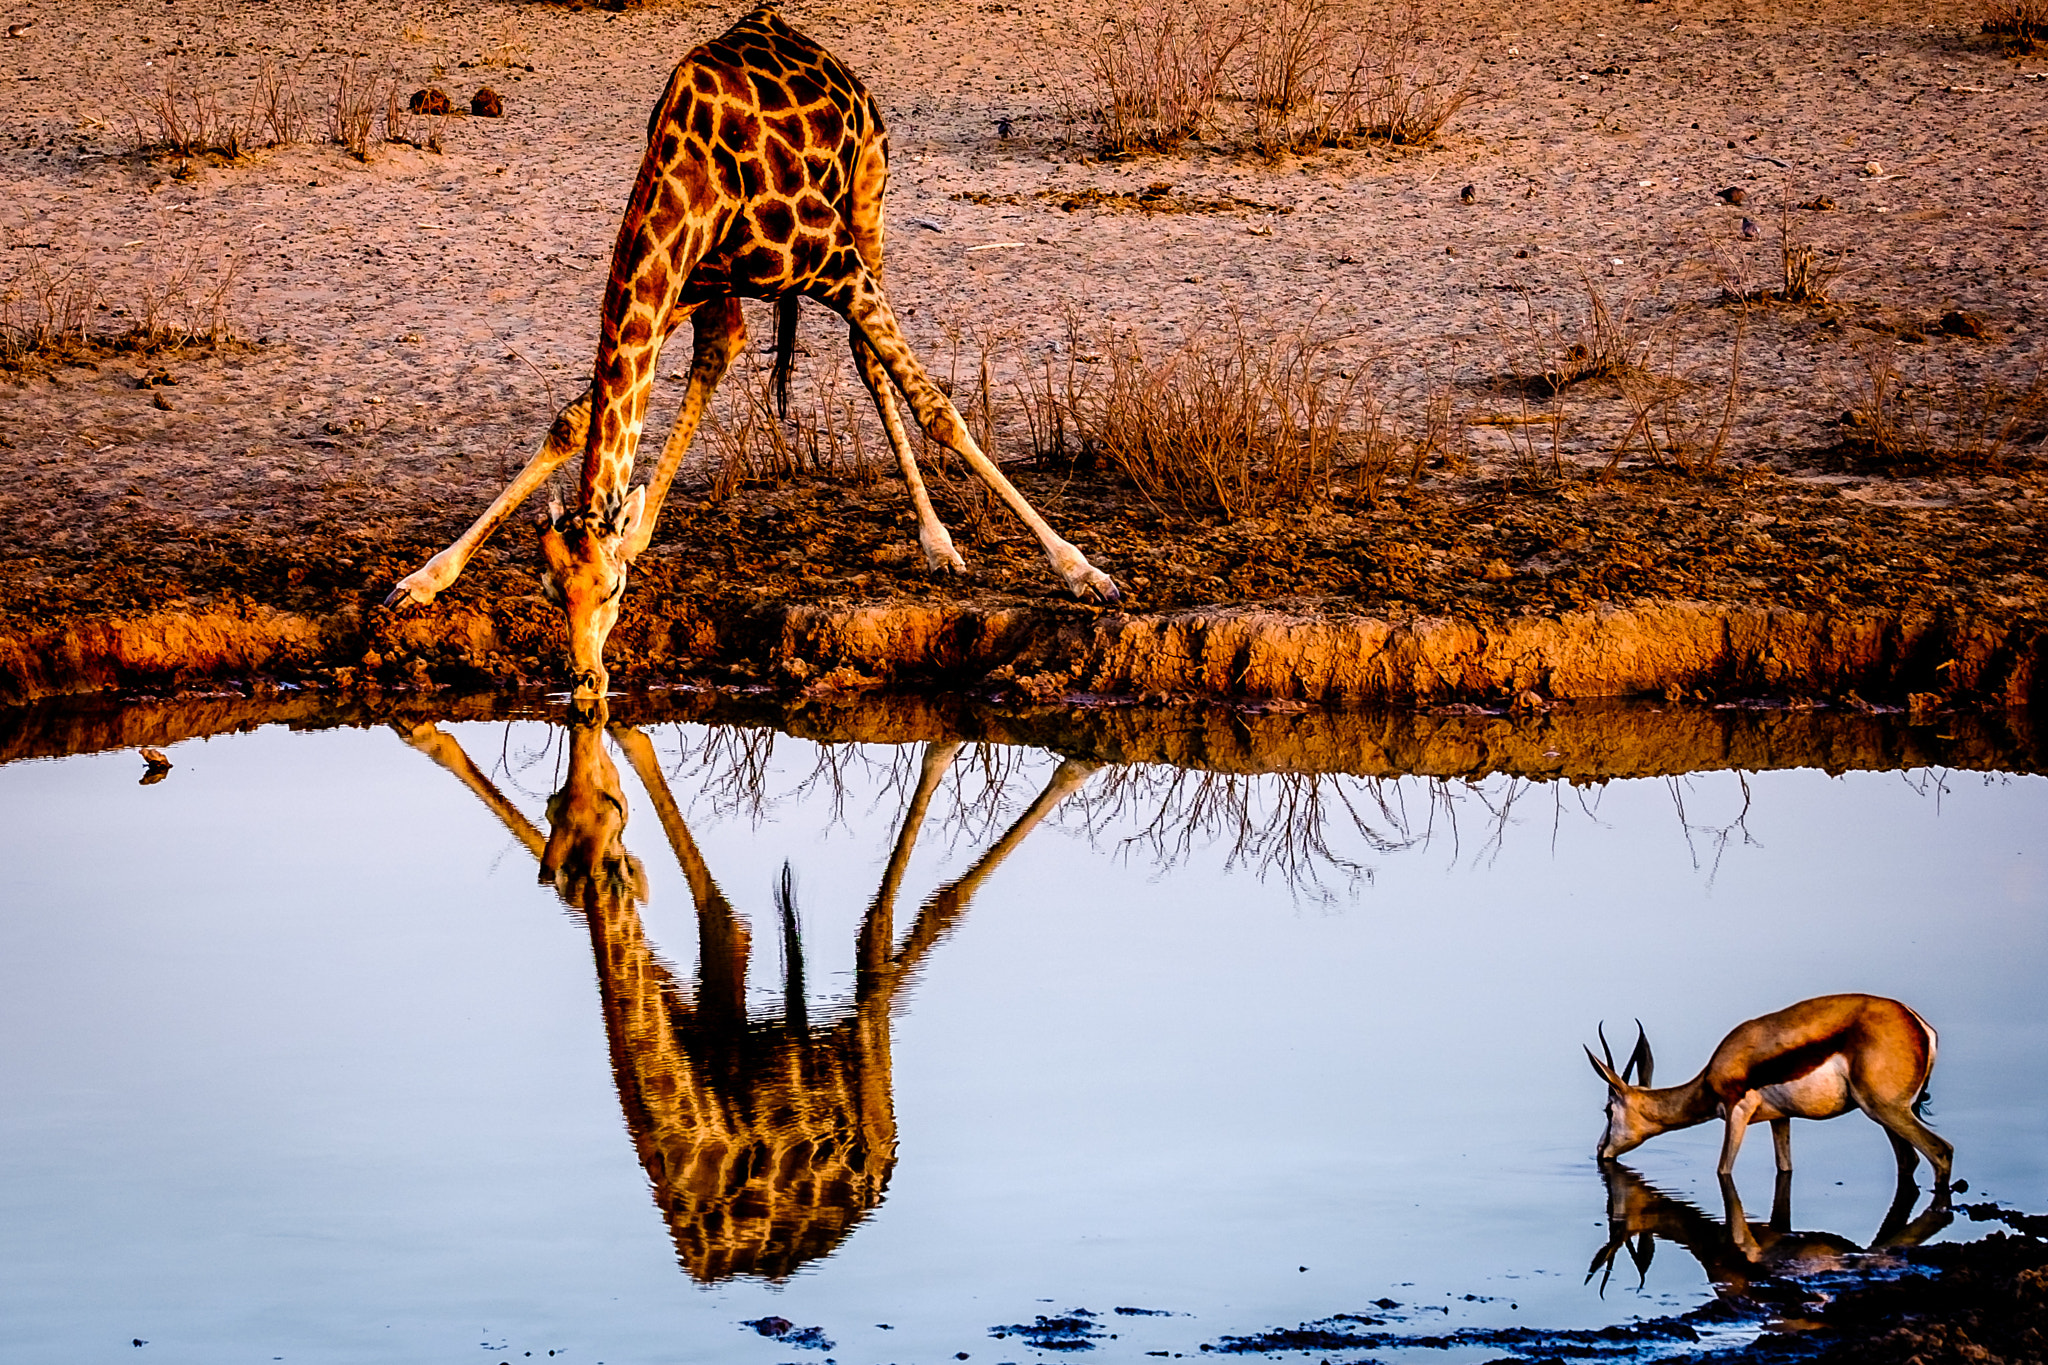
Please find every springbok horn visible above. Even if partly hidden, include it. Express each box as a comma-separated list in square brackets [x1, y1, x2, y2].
[1598, 1020, 1618, 1073]
[1625, 1021, 1655, 1088]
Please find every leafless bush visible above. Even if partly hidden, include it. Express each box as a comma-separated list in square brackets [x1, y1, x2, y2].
[132, 60, 310, 158]
[1612, 312, 1748, 477]
[329, 62, 380, 159]
[703, 350, 877, 499]
[1019, 315, 1390, 517]
[1088, 0, 1483, 156]
[1090, 0, 1248, 153]
[0, 251, 99, 369]
[1257, 0, 1483, 153]
[136, 70, 246, 158]
[1984, 0, 2048, 49]
[1502, 276, 1660, 401]
[2, 245, 243, 373]
[1720, 208, 1840, 307]
[1832, 348, 2048, 472]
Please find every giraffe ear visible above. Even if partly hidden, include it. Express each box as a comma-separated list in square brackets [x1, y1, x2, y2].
[616, 485, 648, 548]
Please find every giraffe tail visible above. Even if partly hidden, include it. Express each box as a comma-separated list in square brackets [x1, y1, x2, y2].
[772, 295, 800, 419]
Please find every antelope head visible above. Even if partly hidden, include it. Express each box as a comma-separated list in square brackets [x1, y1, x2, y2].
[1585, 1020, 1657, 1161]
[537, 486, 646, 700]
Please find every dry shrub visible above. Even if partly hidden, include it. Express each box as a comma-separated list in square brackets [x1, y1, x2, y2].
[1833, 348, 2048, 472]
[703, 350, 876, 500]
[1249, 0, 1484, 155]
[1502, 277, 1660, 401]
[1022, 315, 1397, 517]
[1984, 0, 2048, 49]
[1087, 0, 1483, 156]
[1612, 313, 1748, 477]
[132, 60, 307, 157]
[2, 246, 243, 373]
[329, 63, 380, 158]
[1091, 0, 1247, 153]
[1720, 208, 1840, 307]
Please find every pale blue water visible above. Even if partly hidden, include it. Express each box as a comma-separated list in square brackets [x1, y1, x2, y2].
[0, 711, 2042, 1364]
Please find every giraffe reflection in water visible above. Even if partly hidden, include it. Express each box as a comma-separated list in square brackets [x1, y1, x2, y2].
[397, 707, 1096, 1282]
[1588, 1162, 1953, 1310]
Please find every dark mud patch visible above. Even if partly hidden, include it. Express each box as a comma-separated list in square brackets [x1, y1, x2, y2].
[0, 464, 2044, 709]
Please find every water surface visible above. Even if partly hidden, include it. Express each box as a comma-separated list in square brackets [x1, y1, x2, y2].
[1, 698, 2043, 1364]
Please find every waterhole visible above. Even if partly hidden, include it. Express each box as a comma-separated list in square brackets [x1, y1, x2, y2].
[2, 696, 2043, 1364]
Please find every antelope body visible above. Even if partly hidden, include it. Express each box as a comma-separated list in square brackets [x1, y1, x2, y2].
[1585, 994, 1953, 1189]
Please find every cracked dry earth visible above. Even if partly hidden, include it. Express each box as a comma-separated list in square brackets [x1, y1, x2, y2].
[0, 0, 2044, 696]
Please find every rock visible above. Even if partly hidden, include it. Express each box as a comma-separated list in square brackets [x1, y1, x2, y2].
[471, 86, 503, 118]
[1937, 309, 1988, 338]
[1459, 183, 1476, 204]
[1717, 185, 1746, 205]
[408, 86, 452, 115]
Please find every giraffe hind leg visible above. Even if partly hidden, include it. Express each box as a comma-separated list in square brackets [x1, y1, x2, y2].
[386, 387, 593, 607]
[849, 327, 964, 573]
[833, 270, 1118, 603]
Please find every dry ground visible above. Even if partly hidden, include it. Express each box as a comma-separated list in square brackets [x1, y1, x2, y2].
[1, 0, 2045, 694]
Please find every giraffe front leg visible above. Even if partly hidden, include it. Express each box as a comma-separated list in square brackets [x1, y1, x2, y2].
[386, 389, 593, 607]
[850, 329, 964, 574]
[627, 298, 735, 560]
[836, 276, 1117, 604]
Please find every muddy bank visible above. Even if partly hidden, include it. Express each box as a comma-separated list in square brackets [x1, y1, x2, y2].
[5, 685, 2043, 782]
[2, 589, 2045, 714]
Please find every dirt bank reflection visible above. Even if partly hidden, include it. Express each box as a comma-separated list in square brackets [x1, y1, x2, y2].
[399, 703, 1094, 1283]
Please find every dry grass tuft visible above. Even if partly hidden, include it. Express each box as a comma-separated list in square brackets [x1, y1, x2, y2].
[1984, 0, 2048, 49]
[1503, 277, 1660, 401]
[1831, 348, 2048, 472]
[1719, 209, 1840, 307]
[1090, 0, 1247, 153]
[1, 246, 245, 374]
[702, 351, 877, 499]
[1085, 0, 1483, 156]
[1611, 313, 1749, 477]
[1020, 314, 1403, 517]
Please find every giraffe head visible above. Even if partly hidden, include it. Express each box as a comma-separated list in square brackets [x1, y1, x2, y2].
[539, 702, 647, 909]
[537, 486, 646, 700]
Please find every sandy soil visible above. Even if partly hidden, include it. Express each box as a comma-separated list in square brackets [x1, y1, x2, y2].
[1, 0, 2045, 700]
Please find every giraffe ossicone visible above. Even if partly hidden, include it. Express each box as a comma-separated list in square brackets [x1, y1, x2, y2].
[385, 5, 1119, 698]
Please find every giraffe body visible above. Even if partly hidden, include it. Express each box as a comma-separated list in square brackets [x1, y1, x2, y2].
[387, 6, 1118, 697]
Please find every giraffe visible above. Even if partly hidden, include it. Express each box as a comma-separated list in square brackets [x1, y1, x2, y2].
[397, 710, 1097, 1280]
[386, 5, 1119, 700]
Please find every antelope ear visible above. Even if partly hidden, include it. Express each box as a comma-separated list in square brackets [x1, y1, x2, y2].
[1626, 1021, 1655, 1088]
[1586, 1045, 1625, 1091]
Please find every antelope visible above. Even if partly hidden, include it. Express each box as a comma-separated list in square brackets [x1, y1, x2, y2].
[1584, 995, 1954, 1190]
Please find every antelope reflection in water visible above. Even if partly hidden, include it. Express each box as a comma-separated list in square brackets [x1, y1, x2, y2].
[1587, 1162, 1953, 1309]
[397, 708, 1096, 1282]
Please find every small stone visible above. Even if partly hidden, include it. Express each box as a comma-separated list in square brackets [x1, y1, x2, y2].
[1799, 194, 1837, 210]
[408, 86, 452, 115]
[1482, 558, 1514, 582]
[1937, 309, 1987, 338]
[471, 86, 504, 117]
[1459, 183, 1476, 203]
[1717, 185, 1745, 205]
[1861, 159, 1883, 176]
[152, 393, 174, 410]
[1741, 216, 1760, 239]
